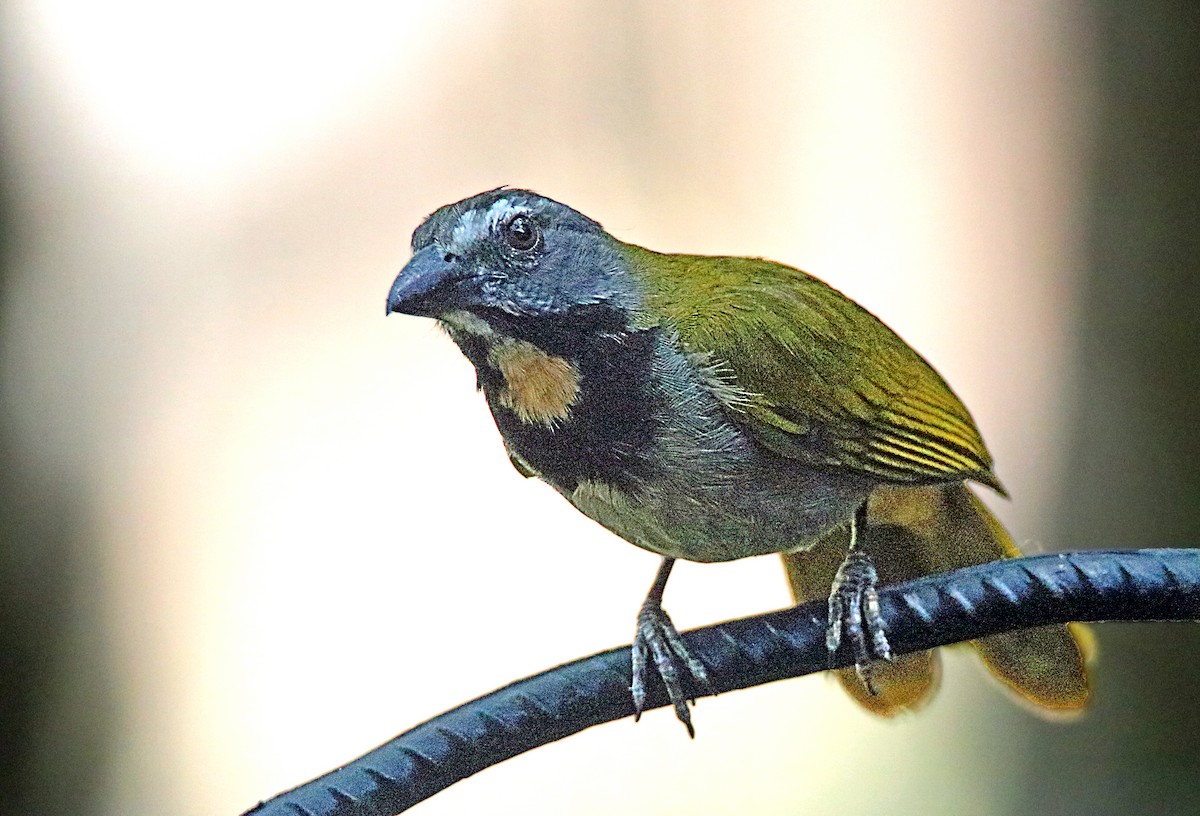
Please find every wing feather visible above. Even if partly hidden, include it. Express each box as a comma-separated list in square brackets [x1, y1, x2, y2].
[630, 247, 1003, 492]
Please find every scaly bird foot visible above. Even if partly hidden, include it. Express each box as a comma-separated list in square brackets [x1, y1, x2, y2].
[631, 598, 711, 738]
[826, 546, 892, 694]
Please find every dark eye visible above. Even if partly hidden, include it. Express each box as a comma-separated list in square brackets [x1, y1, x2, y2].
[502, 214, 540, 251]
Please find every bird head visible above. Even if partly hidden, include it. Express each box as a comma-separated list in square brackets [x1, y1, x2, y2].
[386, 189, 643, 342]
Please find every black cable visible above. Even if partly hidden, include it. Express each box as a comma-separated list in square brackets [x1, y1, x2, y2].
[242, 548, 1200, 816]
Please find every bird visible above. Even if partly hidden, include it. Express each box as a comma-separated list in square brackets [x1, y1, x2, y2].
[385, 187, 1091, 734]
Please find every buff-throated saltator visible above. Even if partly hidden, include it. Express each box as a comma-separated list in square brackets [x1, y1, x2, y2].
[386, 188, 1091, 734]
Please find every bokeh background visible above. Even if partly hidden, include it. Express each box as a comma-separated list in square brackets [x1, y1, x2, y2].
[2, 2, 1197, 815]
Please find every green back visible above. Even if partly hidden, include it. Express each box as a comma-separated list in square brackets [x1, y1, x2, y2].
[625, 245, 1002, 492]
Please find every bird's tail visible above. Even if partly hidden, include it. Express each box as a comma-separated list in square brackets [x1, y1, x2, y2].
[781, 482, 1093, 717]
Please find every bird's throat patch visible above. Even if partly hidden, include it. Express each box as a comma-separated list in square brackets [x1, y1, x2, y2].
[487, 340, 581, 427]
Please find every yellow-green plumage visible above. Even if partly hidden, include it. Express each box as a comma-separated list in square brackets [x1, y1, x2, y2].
[626, 247, 1003, 492]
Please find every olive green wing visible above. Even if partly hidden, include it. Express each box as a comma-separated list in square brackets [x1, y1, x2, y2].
[634, 249, 1003, 491]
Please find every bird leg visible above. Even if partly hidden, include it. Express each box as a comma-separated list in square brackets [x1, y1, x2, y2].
[826, 501, 892, 693]
[631, 557, 711, 737]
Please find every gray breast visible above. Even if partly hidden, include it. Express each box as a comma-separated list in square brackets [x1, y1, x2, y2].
[567, 336, 871, 563]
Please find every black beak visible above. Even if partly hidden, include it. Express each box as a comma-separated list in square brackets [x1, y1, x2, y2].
[385, 246, 459, 317]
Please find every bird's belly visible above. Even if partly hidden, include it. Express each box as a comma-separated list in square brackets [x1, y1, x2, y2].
[567, 462, 869, 563]
[483, 328, 874, 562]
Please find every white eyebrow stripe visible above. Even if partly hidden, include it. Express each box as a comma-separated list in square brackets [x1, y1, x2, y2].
[449, 209, 483, 250]
[486, 197, 513, 226]
[448, 198, 529, 252]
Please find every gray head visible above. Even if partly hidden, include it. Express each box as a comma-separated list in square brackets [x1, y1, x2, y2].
[386, 189, 642, 328]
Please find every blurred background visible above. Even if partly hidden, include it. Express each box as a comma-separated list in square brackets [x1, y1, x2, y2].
[1, 1, 1197, 815]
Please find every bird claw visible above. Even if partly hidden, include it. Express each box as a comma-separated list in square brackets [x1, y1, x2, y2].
[631, 599, 711, 737]
[827, 547, 891, 693]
